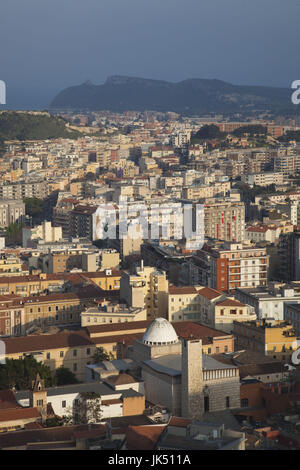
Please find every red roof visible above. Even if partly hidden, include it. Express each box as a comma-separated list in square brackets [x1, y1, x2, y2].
[0, 407, 40, 423]
[126, 425, 166, 450]
[198, 287, 223, 300]
[168, 416, 192, 427]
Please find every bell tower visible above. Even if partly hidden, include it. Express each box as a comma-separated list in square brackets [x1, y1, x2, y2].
[181, 338, 204, 420]
[29, 373, 48, 422]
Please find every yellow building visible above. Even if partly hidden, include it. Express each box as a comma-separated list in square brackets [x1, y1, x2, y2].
[81, 269, 121, 291]
[81, 301, 147, 327]
[120, 264, 168, 319]
[168, 285, 256, 334]
[0, 255, 28, 277]
[233, 320, 298, 361]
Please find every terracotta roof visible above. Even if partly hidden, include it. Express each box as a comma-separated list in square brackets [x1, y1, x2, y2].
[91, 333, 144, 346]
[24, 422, 43, 430]
[0, 407, 40, 423]
[0, 390, 20, 409]
[168, 416, 192, 427]
[169, 286, 198, 295]
[126, 425, 166, 450]
[173, 321, 231, 343]
[216, 299, 245, 307]
[3, 330, 93, 355]
[0, 424, 106, 448]
[72, 426, 107, 440]
[198, 287, 223, 300]
[105, 373, 137, 386]
[86, 320, 151, 334]
[101, 398, 123, 406]
[246, 225, 268, 233]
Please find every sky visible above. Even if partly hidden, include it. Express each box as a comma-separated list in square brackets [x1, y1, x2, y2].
[0, 0, 300, 108]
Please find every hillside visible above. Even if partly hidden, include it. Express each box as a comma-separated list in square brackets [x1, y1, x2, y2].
[0, 111, 80, 141]
[50, 76, 297, 115]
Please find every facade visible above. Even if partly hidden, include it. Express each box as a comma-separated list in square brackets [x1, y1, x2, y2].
[203, 202, 245, 242]
[167, 285, 255, 334]
[22, 221, 63, 248]
[278, 228, 300, 281]
[242, 172, 284, 187]
[16, 381, 145, 423]
[130, 319, 240, 418]
[81, 301, 147, 326]
[233, 320, 298, 362]
[191, 242, 269, 292]
[0, 200, 25, 228]
[120, 263, 168, 320]
[235, 284, 300, 321]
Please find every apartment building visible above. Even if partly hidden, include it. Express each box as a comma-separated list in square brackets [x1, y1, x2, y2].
[120, 263, 168, 320]
[182, 182, 230, 200]
[81, 301, 147, 326]
[0, 253, 28, 277]
[52, 198, 80, 238]
[245, 224, 281, 243]
[190, 242, 269, 292]
[278, 228, 300, 281]
[0, 270, 120, 298]
[0, 200, 25, 228]
[204, 202, 245, 242]
[242, 172, 284, 187]
[0, 182, 49, 200]
[22, 221, 63, 248]
[167, 285, 255, 333]
[233, 320, 298, 362]
[235, 284, 300, 321]
[71, 205, 97, 240]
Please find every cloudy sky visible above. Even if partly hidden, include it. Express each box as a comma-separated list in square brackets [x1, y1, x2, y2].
[0, 0, 299, 107]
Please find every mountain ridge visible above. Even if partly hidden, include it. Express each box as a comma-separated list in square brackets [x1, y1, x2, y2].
[50, 75, 296, 115]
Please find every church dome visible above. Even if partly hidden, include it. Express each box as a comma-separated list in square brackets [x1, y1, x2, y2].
[142, 318, 178, 346]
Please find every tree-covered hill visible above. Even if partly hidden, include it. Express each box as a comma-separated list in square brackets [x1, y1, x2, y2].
[0, 111, 80, 141]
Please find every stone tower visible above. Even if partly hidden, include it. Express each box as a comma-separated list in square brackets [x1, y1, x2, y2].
[29, 373, 48, 422]
[181, 338, 204, 420]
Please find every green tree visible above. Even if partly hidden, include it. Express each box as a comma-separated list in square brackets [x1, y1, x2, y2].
[192, 124, 226, 142]
[5, 222, 24, 244]
[92, 347, 114, 363]
[55, 367, 79, 386]
[23, 197, 44, 219]
[0, 356, 54, 390]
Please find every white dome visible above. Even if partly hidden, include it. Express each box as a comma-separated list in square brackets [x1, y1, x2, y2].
[142, 318, 178, 346]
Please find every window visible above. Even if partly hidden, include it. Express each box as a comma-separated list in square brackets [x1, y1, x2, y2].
[37, 400, 44, 406]
[224, 346, 228, 352]
[87, 348, 90, 355]
[60, 351, 64, 358]
[216, 347, 219, 353]
[73, 364, 77, 372]
[46, 353, 50, 359]
[226, 396, 230, 408]
[73, 349, 77, 357]
[62, 401, 66, 408]
[241, 398, 248, 408]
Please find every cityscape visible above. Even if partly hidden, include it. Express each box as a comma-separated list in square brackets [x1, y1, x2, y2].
[1, 0, 300, 456]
